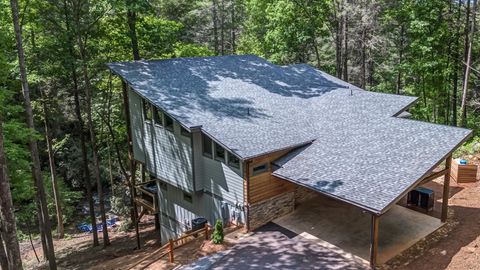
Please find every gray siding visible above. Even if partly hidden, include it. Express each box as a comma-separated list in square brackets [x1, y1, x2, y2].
[128, 85, 246, 243]
[156, 180, 245, 244]
[128, 88, 146, 163]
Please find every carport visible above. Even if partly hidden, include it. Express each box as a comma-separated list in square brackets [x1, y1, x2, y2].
[272, 117, 472, 268]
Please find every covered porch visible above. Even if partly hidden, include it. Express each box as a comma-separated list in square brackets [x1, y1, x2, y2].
[274, 193, 444, 265]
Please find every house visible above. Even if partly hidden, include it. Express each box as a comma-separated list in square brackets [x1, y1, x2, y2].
[107, 55, 471, 267]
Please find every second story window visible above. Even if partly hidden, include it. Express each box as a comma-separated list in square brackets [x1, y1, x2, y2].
[202, 135, 213, 158]
[181, 126, 191, 138]
[252, 163, 269, 176]
[214, 142, 226, 162]
[228, 152, 240, 169]
[164, 114, 174, 131]
[154, 108, 163, 126]
[143, 100, 152, 121]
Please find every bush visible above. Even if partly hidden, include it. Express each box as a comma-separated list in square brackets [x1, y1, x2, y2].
[211, 219, 224, 244]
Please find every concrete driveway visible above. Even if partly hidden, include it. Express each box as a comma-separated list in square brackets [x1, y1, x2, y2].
[183, 223, 369, 270]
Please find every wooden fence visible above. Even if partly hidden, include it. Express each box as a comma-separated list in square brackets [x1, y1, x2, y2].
[155, 223, 211, 263]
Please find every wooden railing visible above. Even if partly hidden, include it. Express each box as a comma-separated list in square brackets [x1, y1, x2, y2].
[162, 223, 211, 263]
[134, 180, 159, 214]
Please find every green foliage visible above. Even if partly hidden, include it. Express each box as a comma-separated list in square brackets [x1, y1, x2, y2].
[212, 219, 224, 244]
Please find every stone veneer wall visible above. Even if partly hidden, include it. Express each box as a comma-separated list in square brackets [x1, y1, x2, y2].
[294, 185, 318, 206]
[248, 191, 295, 231]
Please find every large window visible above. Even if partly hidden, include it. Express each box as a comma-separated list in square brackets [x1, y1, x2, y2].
[142, 100, 152, 121]
[164, 114, 174, 131]
[202, 134, 213, 158]
[228, 152, 240, 169]
[153, 107, 163, 126]
[214, 142, 226, 162]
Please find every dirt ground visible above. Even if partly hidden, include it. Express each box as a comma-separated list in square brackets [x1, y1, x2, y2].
[21, 216, 240, 270]
[383, 177, 480, 270]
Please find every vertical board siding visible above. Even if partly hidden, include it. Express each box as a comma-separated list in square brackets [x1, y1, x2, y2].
[128, 88, 146, 163]
[248, 148, 296, 204]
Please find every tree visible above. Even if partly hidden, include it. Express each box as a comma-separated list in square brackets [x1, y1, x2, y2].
[9, 0, 57, 268]
[0, 114, 23, 270]
[212, 219, 224, 244]
[41, 89, 64, 239]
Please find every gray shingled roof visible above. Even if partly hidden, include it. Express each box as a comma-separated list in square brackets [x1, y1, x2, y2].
[108, 55, 417, 158]
[108, 55, 472, 214]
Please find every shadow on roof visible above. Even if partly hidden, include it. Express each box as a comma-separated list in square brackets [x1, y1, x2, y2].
[109, 55, 346, 121]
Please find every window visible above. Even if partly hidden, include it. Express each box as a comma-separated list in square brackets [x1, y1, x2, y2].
[252, 163, 269, 176]
[142, 100, 152, 121]
[202, 135, 213, 158]
[183, 192, 193, 203]
[228, 152, 240, 169]
[214, 142, 226, 162]
[164, 114, 174, 131]
[180, 126, 191, 138]
[153, 108, 163, 126]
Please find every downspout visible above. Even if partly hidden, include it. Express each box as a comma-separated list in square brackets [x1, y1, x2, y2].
[244, 160, 252, 232]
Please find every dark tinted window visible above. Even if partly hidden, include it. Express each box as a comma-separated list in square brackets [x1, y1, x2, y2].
[143, 100, 152, 121]
[228, 152, 240, 169]
[203, 135, 213, 158]
[252, 163, 268, 176]
[164, 114, 174, 131]
[214, 142, 226, 162]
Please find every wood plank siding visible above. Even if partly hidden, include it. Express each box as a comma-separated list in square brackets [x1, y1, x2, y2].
[246, 149, 296, 204]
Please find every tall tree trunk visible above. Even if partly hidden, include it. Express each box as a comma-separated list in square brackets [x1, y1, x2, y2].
[0, 232, 9, 270]
[126, 0, 140, 60]
[230, 0, 236, 53]
[121, 81, 140, 248]
[77, 38, 110, 246]
[460, 0, 477, 127]
[41, 90, 64, 239]
[9, 0, 57, 268]
[212, 0, 219, 55]
[342, 12, 348, 81]
[334, 1, 343, 78]
[0, 116, 23, 270]
[63, 0, 99, 246]
[360, 26, 367, 89]
[451, 0, 463, 126]
[396, 25, 405, 94]
[220, 0, 225, 55]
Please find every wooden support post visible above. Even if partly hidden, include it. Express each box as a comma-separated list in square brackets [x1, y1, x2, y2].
[441, 155, 452, 222]
[370, 214, 379, 269]
[205, 223, 209, 240]
[168, 239, 174, 263]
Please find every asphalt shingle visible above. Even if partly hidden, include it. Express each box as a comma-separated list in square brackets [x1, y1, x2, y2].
[108, 55, 472, 214]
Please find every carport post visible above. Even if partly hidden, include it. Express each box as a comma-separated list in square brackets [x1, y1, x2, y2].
[369, 214, 379, 269]
[441, 155, 452, 222]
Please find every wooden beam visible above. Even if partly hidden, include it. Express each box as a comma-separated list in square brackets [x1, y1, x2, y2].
[419, 168, 448, 185]
[441, 155, 452, 222]
[370, 214, 379, 269]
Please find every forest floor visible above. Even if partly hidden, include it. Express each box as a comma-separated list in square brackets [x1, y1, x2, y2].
[20, 215, 241, 270]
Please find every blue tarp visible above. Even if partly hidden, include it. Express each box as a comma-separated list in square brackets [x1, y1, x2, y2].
[77, 218, 117, 233]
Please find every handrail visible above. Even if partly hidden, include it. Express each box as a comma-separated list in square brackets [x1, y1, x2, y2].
[167, 223, 211, 263]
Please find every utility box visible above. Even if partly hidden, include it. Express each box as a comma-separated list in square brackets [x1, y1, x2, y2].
[451, 159, 478, 183]
[407, 187, 434, 212]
